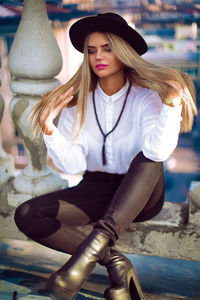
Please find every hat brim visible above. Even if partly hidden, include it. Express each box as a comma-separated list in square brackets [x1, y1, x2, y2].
[69, 15, 148, 55]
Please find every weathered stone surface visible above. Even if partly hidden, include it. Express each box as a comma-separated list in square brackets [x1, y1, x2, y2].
[0, 167, 10, 188]
[0, 177, 27, 240]
[76, 200, 200, 261]
[188, 181, 200, 228]
[116, 222, 200, 261]
[189, 181, 200, 209]
[115, 198, 200, 261]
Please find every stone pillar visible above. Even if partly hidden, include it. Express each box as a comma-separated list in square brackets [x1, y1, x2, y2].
[188, 181, 200, 229]
[0, 54, 14, 187]
[7, 0, 67, 206]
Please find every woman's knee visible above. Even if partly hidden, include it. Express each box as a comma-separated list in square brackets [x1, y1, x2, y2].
[134, 151, 163, 169]
[14, 196, 62, 240]
[14, 201, 33, 233]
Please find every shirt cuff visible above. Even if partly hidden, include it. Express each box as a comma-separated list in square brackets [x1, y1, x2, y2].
[43, 126, 66, 147]
[162, 103, 182, 114]
[159, 103, 182, 129]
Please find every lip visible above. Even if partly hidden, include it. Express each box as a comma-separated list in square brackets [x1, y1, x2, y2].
[96, 64, 108, 70]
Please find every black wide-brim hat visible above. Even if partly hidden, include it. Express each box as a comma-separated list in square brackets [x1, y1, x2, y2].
[69, 13, 148, 55]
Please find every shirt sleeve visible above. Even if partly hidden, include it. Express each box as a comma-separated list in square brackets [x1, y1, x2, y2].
[140, 90, 182, 162]
[43, 107, 89, 174]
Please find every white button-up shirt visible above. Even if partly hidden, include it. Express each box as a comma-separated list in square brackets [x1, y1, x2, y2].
[43, 81, 182, 174]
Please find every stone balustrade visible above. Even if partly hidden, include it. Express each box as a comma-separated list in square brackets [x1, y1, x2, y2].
[7, 0, 67, 206]
[0, 0, 200, 263]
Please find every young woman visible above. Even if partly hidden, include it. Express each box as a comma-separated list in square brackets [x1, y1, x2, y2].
[14, 13, 197, 300]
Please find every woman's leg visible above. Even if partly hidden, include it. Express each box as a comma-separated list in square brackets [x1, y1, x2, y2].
[95, 151, 165, 243]
[14, 173, 123, 255]
[15, 151, 164, 253]
[97, 152, 164, 299]
[15, 190, 84, 254]
[14, 173, 123, 300]
[14, 152, 164, 299]
[43, 152, 164, 299]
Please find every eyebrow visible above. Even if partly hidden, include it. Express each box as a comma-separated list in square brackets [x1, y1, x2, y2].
[88, 43, 110, 48]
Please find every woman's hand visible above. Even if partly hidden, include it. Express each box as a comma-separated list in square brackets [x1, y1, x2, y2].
[164, 80, 182, 107]
[38, 86, 73, 135]
[164, 96, 182, 107]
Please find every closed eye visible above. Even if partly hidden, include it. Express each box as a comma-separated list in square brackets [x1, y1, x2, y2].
[88, 43, 112, 54]
[88, 48, 95, 54]
[103, 45, 112, 52]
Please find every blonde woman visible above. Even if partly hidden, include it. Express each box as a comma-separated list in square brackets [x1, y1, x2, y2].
[14, 13, 197, 300]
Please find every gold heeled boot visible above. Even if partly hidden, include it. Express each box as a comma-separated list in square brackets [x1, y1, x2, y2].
[103, 250, 145, 300]
[46, 229, 110, 300]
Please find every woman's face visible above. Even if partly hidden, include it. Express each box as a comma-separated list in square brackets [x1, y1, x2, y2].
[87, 32, 124, 80]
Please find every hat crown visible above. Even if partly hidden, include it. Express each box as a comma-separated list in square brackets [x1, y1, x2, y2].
[96, 13, 128, 26]
[69, 12, 148, 55]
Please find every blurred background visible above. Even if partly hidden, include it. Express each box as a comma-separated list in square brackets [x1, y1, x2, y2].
[0, 0, 200, 203]
[0, 2, 200, 299]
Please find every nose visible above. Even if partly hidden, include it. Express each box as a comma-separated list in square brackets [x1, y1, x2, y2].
[95, 48, 103, 60]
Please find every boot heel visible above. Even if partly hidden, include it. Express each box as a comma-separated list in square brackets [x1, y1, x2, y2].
[104, 287, 132, 300]
[128, 268, 145, 300]
[104, 268, 145, 300]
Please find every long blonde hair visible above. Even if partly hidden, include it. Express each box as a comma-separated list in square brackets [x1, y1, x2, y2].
[31, 32, 197, 136]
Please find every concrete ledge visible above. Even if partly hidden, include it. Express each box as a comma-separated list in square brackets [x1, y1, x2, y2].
[188, 181, 200, 228]
[77, 201, 200, 262]
[115, 183, 200, 261]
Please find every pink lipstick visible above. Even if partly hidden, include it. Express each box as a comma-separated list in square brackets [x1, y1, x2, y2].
[96, 64, 108, 70]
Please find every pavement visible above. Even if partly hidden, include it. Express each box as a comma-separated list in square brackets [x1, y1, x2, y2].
[0, 238, 200, 300]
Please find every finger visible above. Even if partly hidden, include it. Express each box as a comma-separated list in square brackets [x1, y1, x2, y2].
[38, 87, 74, 129]
[39, 94, 53, 117]
[51, 95, 74, 116]
[64, 95, 74, 105]
[44, 84, 63, 104]
[65, 86, 74, 97]
[39, 91, 58, 116]
[52, 92, 74, 111]
[42, 86, 73, 110]
[38, 104, 53, 127]
[38, 94, 71, 127]
[39, 101, 53, 121]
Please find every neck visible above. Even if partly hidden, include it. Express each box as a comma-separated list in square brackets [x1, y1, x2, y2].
[98, 75, 126, 96]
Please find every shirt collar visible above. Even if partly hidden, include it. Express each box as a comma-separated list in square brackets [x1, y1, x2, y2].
[96, 80, 130, 103]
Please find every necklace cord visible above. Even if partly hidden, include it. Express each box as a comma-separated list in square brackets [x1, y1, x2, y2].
[93, 83, 131, 165]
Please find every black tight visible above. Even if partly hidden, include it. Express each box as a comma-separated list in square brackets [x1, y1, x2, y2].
[14, 152, 165, 254]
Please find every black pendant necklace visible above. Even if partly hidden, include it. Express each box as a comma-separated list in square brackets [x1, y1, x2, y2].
[92, 83, 131, 165]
